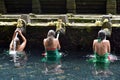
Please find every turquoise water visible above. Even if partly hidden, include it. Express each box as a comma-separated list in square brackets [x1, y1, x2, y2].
[0, 48, 120, 80]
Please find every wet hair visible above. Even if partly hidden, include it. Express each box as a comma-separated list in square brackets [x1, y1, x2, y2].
[98, 30, 106, 41]
[46, 30, 55, 46]
[47, 30, 55, 37]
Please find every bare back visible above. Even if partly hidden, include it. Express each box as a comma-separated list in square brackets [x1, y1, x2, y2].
[17, 42, 26, 51]
[93, 39, 110, 56]
[9, 30, 27, 52]
[44, 38, 60, 50]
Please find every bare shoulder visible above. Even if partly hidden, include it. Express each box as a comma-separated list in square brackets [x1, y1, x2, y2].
[102, 40, 110, 45]
[54, 38, 59, 43]
[44, 38, 47, 42]
[103, 40, 110, 43]
[93, 39, 98, 43]
[54, 38, 58, 42]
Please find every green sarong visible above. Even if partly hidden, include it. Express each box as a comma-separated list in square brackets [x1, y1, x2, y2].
[90, 52, 110, 63]
[41, 49, 61, 63]
[88, 52, 110, 70]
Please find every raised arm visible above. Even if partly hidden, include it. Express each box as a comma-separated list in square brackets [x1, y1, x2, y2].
[12, 31, 18, 40]
[18, 30, 27, 50]
[9, 40, 13, 50]
[9, 31, 18, 50]
[57, 39, 61, 50]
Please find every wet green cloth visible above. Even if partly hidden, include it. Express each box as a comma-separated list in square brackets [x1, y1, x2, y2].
[89, 52, 110, 63]
[95, 61, 110, 70]
[88, 52, 110, 70]
[41, 49, 61, 63]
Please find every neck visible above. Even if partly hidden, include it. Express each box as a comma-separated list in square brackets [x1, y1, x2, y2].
[98, 38, 101, 43]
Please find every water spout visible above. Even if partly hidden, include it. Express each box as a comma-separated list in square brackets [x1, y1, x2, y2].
[13, 32, 18, 51]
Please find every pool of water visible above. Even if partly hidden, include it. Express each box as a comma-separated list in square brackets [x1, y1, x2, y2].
[0, 48, 120, 80]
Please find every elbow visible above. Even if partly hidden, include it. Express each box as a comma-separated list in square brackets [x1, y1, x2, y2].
[24, 39, 27, 43]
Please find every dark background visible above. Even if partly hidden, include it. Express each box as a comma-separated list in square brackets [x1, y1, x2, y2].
[1, 0, 120, 14]
[0, 26, 120, 55]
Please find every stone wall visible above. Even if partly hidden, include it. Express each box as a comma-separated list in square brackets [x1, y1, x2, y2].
[76, 0, 106, 14]
[107, 0, 116, 14]
[0, 0, 6, 13]
[4, 0, 32, 13]
[1, 0, 120, 14]
[117, 0, 120, 14]
[1, 26, 120, 55]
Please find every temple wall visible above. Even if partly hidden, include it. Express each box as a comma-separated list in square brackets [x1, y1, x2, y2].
[0, 26, 120, 55]
[0, 0, 120, 14]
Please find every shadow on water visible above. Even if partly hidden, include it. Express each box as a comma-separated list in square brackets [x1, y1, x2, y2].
[0, 48, 120, 80]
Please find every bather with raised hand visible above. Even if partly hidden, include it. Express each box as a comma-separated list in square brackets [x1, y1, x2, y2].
[42, 30, 63, 74]
[9, 29, 27, 67]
